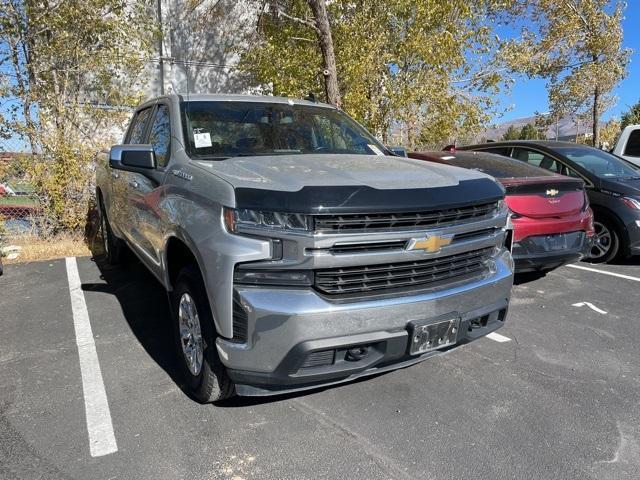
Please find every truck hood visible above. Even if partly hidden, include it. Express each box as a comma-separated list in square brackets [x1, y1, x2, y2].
[193, 154, 490, 191]
[192, 154, 505, 214]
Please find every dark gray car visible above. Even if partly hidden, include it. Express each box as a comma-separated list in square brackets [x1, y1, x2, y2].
[462, 140, 640, 263]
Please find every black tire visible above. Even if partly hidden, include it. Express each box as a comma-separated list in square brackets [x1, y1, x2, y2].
[588, 217, 621, 264]
[99, 201, 124, 265]
[171, 265, 235, 403]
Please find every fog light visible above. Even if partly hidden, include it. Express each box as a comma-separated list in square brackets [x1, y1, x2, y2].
[345, 346, 369, 361]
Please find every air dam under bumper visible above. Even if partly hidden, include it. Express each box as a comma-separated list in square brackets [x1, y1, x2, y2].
[216, 251, 513, 396]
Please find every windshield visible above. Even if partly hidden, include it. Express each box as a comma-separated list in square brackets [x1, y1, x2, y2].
[556, 146, 640, 178]
[181, 101, 388, 158]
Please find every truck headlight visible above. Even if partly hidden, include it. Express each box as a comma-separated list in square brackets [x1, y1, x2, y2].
[224, 207, 311, 233]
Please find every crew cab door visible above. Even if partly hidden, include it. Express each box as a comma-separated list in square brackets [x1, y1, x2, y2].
[125, 102, 172, 275]
[110, 106, 154, 239]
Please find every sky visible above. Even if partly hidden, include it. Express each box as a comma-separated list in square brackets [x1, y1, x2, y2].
[496, 1, 640, 123]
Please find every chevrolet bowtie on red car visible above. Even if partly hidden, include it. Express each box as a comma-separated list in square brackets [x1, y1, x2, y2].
[409, 150, 594, 273]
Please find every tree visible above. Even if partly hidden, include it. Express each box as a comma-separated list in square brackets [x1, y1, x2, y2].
[621, 100, 640, 129]
[307, 0, 341, 106]
[502, 125, 520, 140]
[0, 0, 156, 231]
[241, 0, 518, 148]
[519, 123, 538, 140]
[504, 0, 630, 148]
[599, 118, 621, 149]
[533, 112, 551, 139]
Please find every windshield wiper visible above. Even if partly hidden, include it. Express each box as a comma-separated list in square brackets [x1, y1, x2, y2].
[232, 151, 302, 157]
[192, 155, 230, 160]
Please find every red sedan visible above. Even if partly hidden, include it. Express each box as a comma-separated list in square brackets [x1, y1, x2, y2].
[409, 150, 594, 273]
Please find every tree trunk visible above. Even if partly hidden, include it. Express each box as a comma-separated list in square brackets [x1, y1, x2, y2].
[307, 0, 341, 107]
[592, 85, 600, 148]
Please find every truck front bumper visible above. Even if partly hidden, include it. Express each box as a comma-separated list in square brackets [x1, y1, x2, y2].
[216, 251, 514, 396]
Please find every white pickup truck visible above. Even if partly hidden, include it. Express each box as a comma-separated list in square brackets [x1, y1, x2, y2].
[613, 125, 640, 167]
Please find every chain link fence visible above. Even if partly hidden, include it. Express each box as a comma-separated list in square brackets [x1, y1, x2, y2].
[0, 140, 44, 248]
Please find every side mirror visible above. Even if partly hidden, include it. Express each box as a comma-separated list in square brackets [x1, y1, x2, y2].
[387, 146, 407, 157]
[109, 145, 156, 172]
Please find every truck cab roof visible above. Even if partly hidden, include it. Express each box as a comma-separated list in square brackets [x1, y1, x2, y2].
[137, 93, 337, 111]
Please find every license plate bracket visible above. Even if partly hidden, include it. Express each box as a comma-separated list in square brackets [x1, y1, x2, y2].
[408, 318, 460, 355]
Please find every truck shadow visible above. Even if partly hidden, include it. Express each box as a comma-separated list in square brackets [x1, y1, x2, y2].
[82, 254, 370, 407]
[81, 256, 187, 398]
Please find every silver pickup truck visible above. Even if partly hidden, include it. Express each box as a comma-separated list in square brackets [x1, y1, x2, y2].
[96, 94, 514, 402]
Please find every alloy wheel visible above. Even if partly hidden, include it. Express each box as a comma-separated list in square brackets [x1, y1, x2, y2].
[589, 221, 612, 260]
[178, 293, 204, 376]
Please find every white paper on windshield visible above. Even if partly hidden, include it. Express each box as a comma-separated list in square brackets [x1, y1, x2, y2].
[194, 132, 212, 148]
[368, 144, 385, 155]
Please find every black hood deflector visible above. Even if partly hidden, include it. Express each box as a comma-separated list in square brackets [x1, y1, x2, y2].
[234, 177, 505, 214]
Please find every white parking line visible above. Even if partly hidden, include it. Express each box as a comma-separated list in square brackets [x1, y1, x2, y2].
[486, 332, 511, 343]
[65, 257, 118, 457]
[567, 264, 640, 282]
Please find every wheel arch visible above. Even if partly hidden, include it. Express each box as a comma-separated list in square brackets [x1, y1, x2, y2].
[163, 233, 205, 292]
[590, 205, 629, 257]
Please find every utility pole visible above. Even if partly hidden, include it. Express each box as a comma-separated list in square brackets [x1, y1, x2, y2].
[157, 0, 165, 95]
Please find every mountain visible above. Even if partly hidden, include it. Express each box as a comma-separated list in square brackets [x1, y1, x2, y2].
[481, 114, 604, 141]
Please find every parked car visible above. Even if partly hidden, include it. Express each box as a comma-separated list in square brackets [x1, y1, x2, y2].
[461, 140, 640, 263]
[96, 93, 514, 402]
[409, 150, 594, 273]
[613, 124, 640, 167]
[0, 184, 16, 196]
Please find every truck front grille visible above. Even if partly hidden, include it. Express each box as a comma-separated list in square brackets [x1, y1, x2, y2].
[314, 247, 494, 296]
[313, 202, 499, 232]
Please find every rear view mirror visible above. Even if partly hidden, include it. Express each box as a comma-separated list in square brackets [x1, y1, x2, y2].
[109, 144, 156, 171]
[387, 146, 408, 157]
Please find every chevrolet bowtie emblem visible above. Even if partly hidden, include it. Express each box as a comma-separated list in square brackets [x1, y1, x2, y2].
[546, 188, 560, 197]
[406, 234, 454, 254]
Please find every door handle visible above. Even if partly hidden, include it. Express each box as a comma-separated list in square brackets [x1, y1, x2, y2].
[129, 180, 139, 189]
[111, 171, 119, 179]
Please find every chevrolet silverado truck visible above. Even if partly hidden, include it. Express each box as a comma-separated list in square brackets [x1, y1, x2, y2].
[96, 94, 514, 402]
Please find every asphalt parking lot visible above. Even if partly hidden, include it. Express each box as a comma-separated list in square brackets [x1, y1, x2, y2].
[1, 256, 640, 480]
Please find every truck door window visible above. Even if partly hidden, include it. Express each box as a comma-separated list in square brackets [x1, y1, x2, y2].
[148, 104, 171, 167]
[624, 130, 640, 157]
[126, 107, 153, 144]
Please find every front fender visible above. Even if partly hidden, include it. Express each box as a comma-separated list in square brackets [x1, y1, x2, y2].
[162, 193, 270, 339]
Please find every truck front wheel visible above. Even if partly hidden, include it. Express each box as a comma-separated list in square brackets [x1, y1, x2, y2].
[171, 266, 235, 403]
